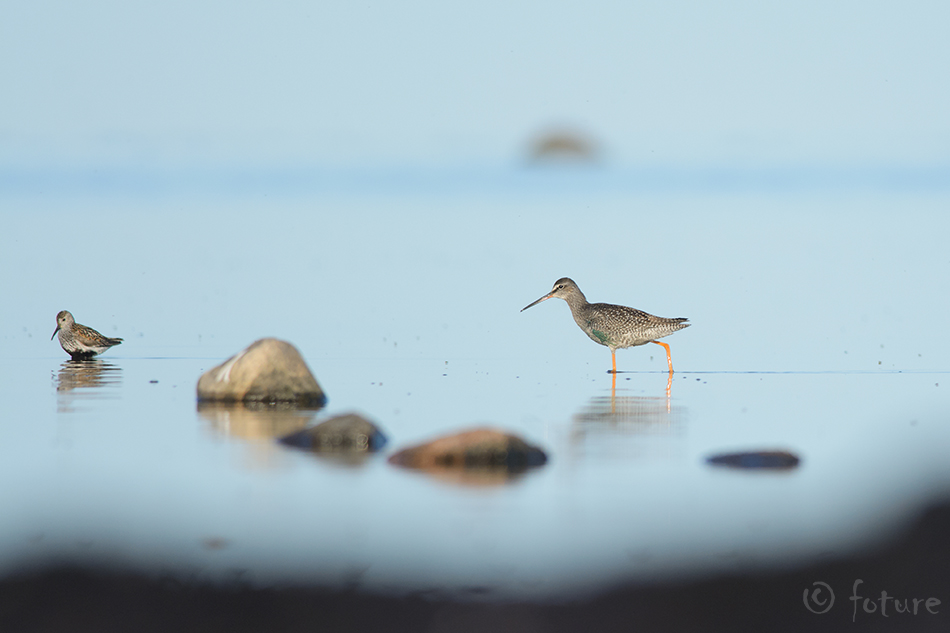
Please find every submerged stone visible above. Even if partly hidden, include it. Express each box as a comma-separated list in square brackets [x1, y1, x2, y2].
[706, 450, 801, 470]
[278, 413, 387, 453]
[196, 338, 326, 407]
[388, 427, 548, 472]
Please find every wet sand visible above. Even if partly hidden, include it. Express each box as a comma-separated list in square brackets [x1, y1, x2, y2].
[4, 498, 948, 632]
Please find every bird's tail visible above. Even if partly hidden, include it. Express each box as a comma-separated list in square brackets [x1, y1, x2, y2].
[655, 318, 690, 338]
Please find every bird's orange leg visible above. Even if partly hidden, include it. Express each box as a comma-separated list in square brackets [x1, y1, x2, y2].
[651, 341, 674, 373]
[609, 350, 617, 374]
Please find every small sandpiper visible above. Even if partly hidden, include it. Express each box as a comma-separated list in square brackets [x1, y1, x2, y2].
[51, 310, 123, 360]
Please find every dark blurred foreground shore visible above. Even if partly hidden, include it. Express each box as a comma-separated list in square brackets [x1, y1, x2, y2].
[3, 500, 949, 633]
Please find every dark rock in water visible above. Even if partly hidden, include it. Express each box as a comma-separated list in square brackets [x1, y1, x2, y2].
[388, 427, 547, 473]
[196, 338, 326, 407]
[706, 450, 800, 470]
[279, 413, 387, 453]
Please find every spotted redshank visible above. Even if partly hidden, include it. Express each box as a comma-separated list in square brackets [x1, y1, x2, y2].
[521, 278, 689, 373]
[51, 310, 123, 360]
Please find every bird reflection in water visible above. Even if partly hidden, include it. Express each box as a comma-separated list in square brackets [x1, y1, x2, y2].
[55, 359, 122, 392]
[611, 368, 673, 402]
[575, 375, 686, 435]
[54, 360, 122, 413]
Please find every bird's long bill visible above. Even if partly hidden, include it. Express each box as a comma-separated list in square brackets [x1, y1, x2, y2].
[521, 292, 554, 312]
[50, 325, 60, 341]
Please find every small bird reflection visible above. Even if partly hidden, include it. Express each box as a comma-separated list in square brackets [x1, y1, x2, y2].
[54, 360, 122, 413]
[55, 359, 122, 392]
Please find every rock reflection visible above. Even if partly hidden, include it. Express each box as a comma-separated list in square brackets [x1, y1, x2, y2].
[397, 466, 533, 487]
[197, 402, 315, 440]
[54, 360, 122, 412]
[302, 452, 376, 469]
[198, 402, 318, 471]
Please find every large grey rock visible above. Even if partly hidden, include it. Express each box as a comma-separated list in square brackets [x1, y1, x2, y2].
[196, 338, 326, 407]
[279, 413, 387, 453]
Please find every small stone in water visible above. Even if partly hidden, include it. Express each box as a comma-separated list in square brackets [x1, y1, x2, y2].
[279, 413, 387, 453]
[706, 450, 800, 470]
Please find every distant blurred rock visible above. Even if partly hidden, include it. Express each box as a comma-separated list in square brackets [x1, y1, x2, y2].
[279, 413, 387, 453]
[527, 128, 600, 164]
[706, 450, 800, 470]
[196, 338, 326, 407]
[388, 427, 548, 472]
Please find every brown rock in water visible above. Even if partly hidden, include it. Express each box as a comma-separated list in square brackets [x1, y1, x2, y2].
[279, 413, 387, 453]
[388, 427, 547, 472]
[196, 338, 326, 407]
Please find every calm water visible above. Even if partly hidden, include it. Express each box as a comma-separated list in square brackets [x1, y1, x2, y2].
[2, 169, 949, 598]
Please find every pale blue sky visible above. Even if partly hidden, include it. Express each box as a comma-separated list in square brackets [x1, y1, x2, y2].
[2, 0, 949, 167]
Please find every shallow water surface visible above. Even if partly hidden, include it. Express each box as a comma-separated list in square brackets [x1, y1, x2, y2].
[2, 177, 949, 598]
